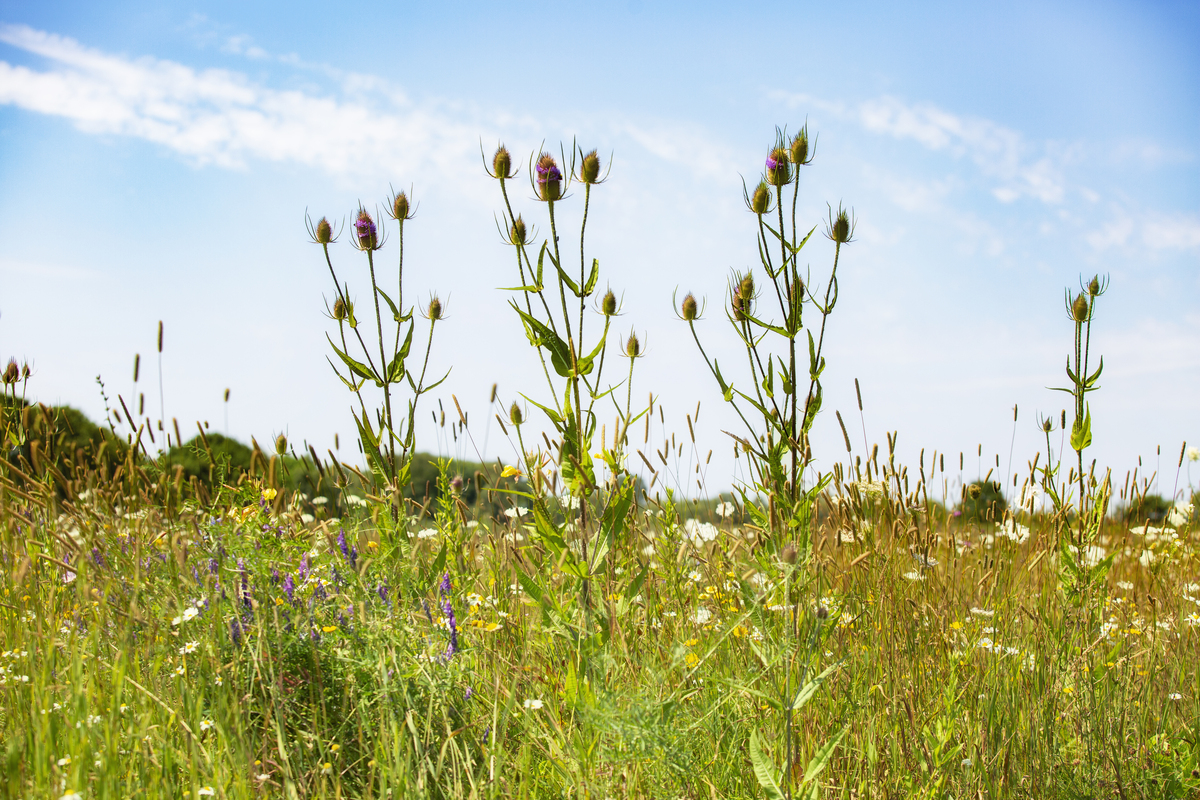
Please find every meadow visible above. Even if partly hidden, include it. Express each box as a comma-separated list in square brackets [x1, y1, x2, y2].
[2, 128, 1198, 800]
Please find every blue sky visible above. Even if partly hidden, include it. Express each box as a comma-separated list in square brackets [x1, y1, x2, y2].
[2, 0, 1198, 500]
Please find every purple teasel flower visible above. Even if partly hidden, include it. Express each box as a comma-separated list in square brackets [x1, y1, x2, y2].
[354, 210, 378, 249]
[283, 573, 296, 605]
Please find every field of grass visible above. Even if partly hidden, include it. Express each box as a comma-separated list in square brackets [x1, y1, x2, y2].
[3, 130, 1198, 799]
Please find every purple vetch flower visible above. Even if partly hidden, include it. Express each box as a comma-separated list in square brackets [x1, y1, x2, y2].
[439, 572, 452, 596]
[90, 547, 104, 568]
[421, 598, 434, 626]
[238, 559, 250, 607]
[209, 557, 219, 575]
[283, 574, 296, 605]
[376, 583, 389, 604]
[464, 686, 474, 701]
[482, 725, 490, 745]
[271, 568, 280, 585]
[349, 546, 357, 570]
[230, 618, 243, 646]
[443, 598, 459, 659]
[337, 528, 349, 560]
[299, 554, 310, 580]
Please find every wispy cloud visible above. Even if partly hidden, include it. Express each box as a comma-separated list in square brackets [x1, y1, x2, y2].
[0, 23, 474, 179]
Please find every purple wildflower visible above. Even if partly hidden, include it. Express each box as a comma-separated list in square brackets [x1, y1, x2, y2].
[439, 572, 452, 595]
[299, 554, 309, 580]
[337, 528, 349, 560]
[90, 547, 105, 568]
[238, 558, 250, 607]
[443, 598, 458, 659]
[283, 573, 296, 605]
[376, 583, 389, 604]
[230, 618, 243, 646]
[354, 210, 378, 250]
[208, 557, 219, 575]
[464, 686, 474, 701]
[349, 546, 358, 570]
[271, 568, 280, 585]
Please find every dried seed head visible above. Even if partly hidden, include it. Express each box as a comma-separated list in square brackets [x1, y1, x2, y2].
[427, 296, 443, 321]
[828, 206, 854, 244]
[510, 216, 528, 246]
[392, 191, 412, 221]
[1042, 417, 1054, 433]
[681, 293, 699, 322]
[20, 363, 30, 379]
[816, 605, 829, 620]
[354, 209, 378, 250]
[602, 289, 617, 317]
[332, 298, 348, 321]
[579, 149, 601, 185]
[535, 153, 563, 202]
[2, 359, 17, 384]
[967, 483, 982, 500]
[765, 147, 791, 187]
[1071, 293, 1089, 322]
[781, 542, 798, 564]
[732, 291, 748, 321]
[750, 181, 771, 215]
[625, 333, 640, 358]
[275, 435, 288, 456]
[509, 402, 524, 426]
[492, 145, 514, 179]
[738, 273, 754, 301]
[1087, 275, 1101, 296]
[315, 217, 333, 245]
[790, 127, 811, 166]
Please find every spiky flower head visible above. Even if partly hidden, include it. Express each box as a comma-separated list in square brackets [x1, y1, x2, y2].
[509, 402, 524, 426]
[602, 289, 617, 317]
[765, 147, 791, 187]
[315, 217, 333, 245]
[20, 363, 29, 380]
[1071, 293, 1089, 323]
[790, 127, 812, 166]
[738, 273, 754, 301]
[681, 293, 699, 322]
[510, 216, 528, 246]
[391, 191, 413, 221]
[1087, 275, 1101, 297]
[275, 435, 288, 456]
[781, 542, 798, 564]
[826, 205, 855, 244]
[731, 290, 748, 321]
[492, 145, 514, 179]
[2, 359, 17, 384]
[535, 153, 563, 202]
[354, 209, 378, 250]
[579, 149, 602, 185]
[427, 296, 443, 321]
[1041, 416, 1055, 433]
[332, 297, 348, 321]
[750, 181, 772, 215]
[625, 333, 640, 358]
[450, 475, 464, 493]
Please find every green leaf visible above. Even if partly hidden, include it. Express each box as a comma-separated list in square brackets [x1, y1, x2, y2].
[510, 302, 574, 378]
[1085, 356, 1104, 387]
[792, 663, 839, 711]
[801, 725, 848, 786]
[624, 561, 648, 601]
[519, 393, 563, 427]
[326, 334, 376, 383]
[377, 287, 402, 322]
[790, 224, 817, 255]
[398, 321, 415, 360]
[761, 358, 775, 399]
[1070, 408, 1092, 451]
[749, 732, 786, 800]
[583, 258, 600, 296]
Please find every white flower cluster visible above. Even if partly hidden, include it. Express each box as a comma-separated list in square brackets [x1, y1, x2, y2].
[683, 519, 719, 546]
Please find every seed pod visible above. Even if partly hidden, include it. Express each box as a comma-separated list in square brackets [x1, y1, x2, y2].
[1088, 275, 1101, 297]
[790, 127, 811, 166]
[1071, 293, 1089, 322]
[625, 333, 640, 358]
[781, 543, 798, 564]
[493, 145, 513, 179]
[316, 217, 333, 244]
[681, 293, 699, 322]
[579, 149, 601, 184]
[428, 296, 443, 321]
[509, 402, 524, 426]
[829, 207, 853, 244]
[510, 216, 528, 246]
[602, 289, 617, 317]
[333, 298, 347, 320]
[2, 360, 17, 384]
[275, 435, 288, 456]
[392, 191, 411, 221]
[750, 181, 771, 215]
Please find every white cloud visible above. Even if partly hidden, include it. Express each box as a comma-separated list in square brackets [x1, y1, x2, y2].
[0, 23, 475, 179]
[1143, 214, 1200, 251]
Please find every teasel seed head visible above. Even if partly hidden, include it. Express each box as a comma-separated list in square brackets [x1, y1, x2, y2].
[765, 147, 791, 187]
[450, 474, 464, 493]
[738, 273, 755, 302]
[509, 215, 528, 246]
[790, 126, 812, 166]
[509, 402, 524, 426]
[625, 332, 641, 358]
[681, 293, 699, 322]
[2, 359, 17, 384]
[492, 145, 514, 180]
[781, 542, 798, 564]
[315, 217, 333, 245]
[275, 435, 288, 456]
[354, 209, 378, 250]
[1071, 293, 1089, 323]
[391, 190, 413, 222]
[427, 296, 443, 321]
[535, 153, 563, 202]
[749, 181, 772, 215]
[332, 298, 348, 321]
[602, 289, 617, 317]
[20, 363, 30, 380]
[827, 204, 855, 244]
[578, 149, 602, 185]
[1087, 274, 1104, 297]
[732, 291, 748, 321]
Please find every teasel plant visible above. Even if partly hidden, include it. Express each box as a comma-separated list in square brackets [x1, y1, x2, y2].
[307, 191, 448, 521]
[485, 142, 648, 620]
[680, 125, 854, 556]
[679, 125, 853, 800]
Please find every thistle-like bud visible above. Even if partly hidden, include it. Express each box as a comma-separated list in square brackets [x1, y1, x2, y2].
[392, 191, 412, 221]
[828, 206, 854, 244]
[790, 128, 811, 166]
[493, 145, 514, 179]
[333, 297, 348, 320]
[738, 274, 754, 302]
[1087, 275, 1100, 297]
[510, 216, 528, 246]
[579, 149, 601, 185]
[750, 181, 771, 215]
[509, 402, 524, 426]
[1071, 293, 1089, 322]
[1041, 416, 1054, 433]
[2, 359, 17, 384]
[765, 147, 791, 187]
[816, 605, 829, 620]
[20, 363, 30, 380]
[625, 333, 640, 358]
[602, 289, 617, 317]
[732, 291, 748, 321]
[354, 209, 378, 250]
[275, 435, 288, 456]
[536, 153, 562, 202]
[681, 293, 699, 322]
[315, 217, 333, 245]
[781, 542, 798, 564]
[450, 474, 464, 493]
[428, 296, 443, 321]
[967, 483, 982, 500]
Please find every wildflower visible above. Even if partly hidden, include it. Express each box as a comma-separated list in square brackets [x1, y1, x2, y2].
[691, 607, 713, 625]
[173, 665, 186, 677]
[535, 153, 563, 201]
[261, 487, 278, 502]
[826, 204, 855, 244]
[214, 676, 223, 686]
[680, 293, 699, 322]
[523, 698, 544, 710]
[765, 147, 791, 186]
[427, 296, 443, 321]
[790, 126, 813, 166]
[321, 763, 333, 775]
[1169, 692, 1183, 701]
[119, 704, 128, 714]
[748, 181, 771, 215]
[501, 464, 522, 478]
[197, 789, 215, 797]
[601, 289, 617, 316]
[503, 506, 529, 519]
[172, 606, 200, 626]
[314, 217, 333, 244]
[902, 571, 926, 582]
[683, 519, 719, 546]
[578, 149, 602, 184]
[625, 333, 641, 358]
[390, 190, 413, 221]
[491, 145, 515, 180]
[961, 757, 973, 768]
[354, 209, 378, 250]
[180, 641, 199, 655]
[416, 528, 438, 539]
[714, 501, 735, 519]
[200, 719, 214, 731]
[57, 756, 72, 767]
[60, 792, 81, 800]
